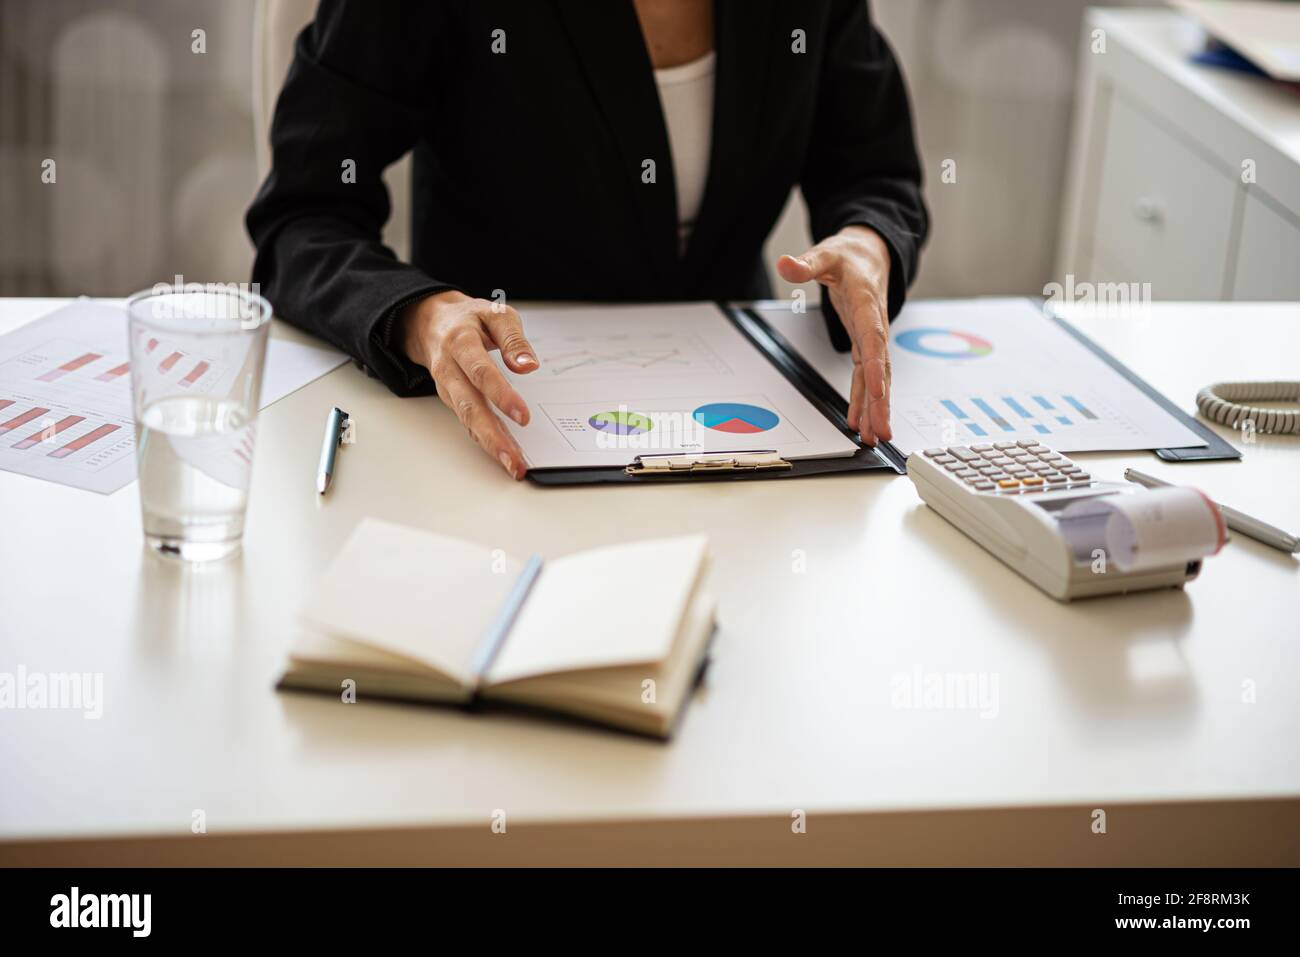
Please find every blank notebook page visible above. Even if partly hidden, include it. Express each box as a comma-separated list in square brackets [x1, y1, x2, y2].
[487, 535, 708, 685]
[301, 519, 523, 686]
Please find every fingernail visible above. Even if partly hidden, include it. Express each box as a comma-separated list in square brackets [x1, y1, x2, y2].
[498, 452, 514, 477]
[514, 352, 536, 368]
[511, 408, 525, 425]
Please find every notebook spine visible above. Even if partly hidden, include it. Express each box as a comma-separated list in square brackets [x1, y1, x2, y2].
[469, 554, 544, 681]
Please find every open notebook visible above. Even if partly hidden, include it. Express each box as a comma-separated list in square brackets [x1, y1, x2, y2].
[277, 519, 716, 739]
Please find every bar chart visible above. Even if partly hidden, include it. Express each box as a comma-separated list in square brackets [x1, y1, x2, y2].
[37, 352, 102, 382]
[897, 389, 1149, 452]
[10, 414, 84, 450]
[0, 317, 222, 491]
[3, 340, 135, 473]
[757, 297, 1207, 455]
[0, 301, 347, 493]
[0, 405, 50, 435]
[9, 338, 214, 395]
[47, 423, 121, 459]
[94, 362, 131, 382]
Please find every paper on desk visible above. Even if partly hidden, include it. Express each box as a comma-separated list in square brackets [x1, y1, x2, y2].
[494, 302, 859, 470]
[754, 298, 1207, 455]
[0, 301, 347, 493]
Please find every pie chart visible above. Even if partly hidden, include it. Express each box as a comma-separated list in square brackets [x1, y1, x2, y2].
[588, 409, 654, 435]
[895, 327, 993, 359]
[692, 402, 780, 434]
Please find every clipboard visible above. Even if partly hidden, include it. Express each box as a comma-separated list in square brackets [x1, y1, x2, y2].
[525, 297, 1235, 486]
[526, 303, 907, 486]
[746, 297, 1240, 466]
[1044, 309, 1240, 462]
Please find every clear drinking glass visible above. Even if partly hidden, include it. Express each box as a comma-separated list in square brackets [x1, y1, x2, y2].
[126, 284, 272, 561]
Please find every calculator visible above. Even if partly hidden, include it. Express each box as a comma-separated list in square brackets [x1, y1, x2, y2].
[906, 442, 1202, 600]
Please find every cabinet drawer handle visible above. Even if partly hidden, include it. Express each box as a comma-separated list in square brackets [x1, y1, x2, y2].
[1133, 197, 1164, 225]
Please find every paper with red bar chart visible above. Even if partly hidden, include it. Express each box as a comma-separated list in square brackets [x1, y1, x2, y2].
[0, 301, 347, 493]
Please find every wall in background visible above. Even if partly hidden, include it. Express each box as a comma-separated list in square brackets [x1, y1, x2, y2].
[766, 0, 1155, 302]
[0, 0, 258, 296]
[1, 0, 1153, 301]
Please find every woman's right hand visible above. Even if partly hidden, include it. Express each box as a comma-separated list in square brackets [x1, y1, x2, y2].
[399, 290, 538, 480]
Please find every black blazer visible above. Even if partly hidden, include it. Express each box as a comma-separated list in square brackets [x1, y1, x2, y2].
[246, 0, 928, 397]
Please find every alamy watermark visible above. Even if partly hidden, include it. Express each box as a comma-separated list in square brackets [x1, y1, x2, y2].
[0, 665, 103, 719]
[143, 276, 268, 323]
[891, 668, 1000, 719]
[50, 887, 150, 937]
[1044, 274, 1152, 318]
[590, 404, 710, 452]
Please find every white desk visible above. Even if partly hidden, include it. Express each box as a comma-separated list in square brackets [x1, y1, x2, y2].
[1, 298, 1298, 865]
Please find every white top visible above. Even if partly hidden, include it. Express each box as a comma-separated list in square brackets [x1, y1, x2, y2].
[654, 50, 716, 252]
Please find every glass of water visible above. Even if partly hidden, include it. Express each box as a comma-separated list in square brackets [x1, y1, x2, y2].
[126, 284, 272, 561]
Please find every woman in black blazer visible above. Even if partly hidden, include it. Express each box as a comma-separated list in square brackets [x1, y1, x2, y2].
[247, 0, 928, 479]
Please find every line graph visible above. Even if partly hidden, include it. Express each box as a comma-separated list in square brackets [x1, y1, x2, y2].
[527, 330, 731, 381]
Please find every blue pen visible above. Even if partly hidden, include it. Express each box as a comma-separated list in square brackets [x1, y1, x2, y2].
[317, 407, 349, 494]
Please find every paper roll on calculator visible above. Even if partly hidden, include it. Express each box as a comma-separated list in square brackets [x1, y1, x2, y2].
[1062, 486, 1226, 572]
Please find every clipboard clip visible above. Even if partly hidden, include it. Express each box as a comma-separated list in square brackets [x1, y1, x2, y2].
[624, 450, 793, 477]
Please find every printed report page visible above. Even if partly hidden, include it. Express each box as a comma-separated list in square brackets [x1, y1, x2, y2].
[495, 302, 859, 470]
[756, 298, 1206, 455]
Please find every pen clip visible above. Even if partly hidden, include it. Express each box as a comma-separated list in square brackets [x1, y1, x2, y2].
[339, 413, 355, 445]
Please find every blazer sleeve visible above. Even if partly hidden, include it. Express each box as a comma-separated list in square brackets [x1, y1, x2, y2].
[245, 0, 452, 396]
[801, 0, 929, 351]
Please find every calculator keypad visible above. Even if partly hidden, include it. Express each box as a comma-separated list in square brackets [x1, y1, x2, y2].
[923, 445, 1093, 494]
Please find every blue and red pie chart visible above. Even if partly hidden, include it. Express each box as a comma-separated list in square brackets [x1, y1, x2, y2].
[690, 402, 780, 434]
[587, 402, 781, 435]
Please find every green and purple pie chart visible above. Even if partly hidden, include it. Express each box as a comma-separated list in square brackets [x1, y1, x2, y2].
[588, 410, 654, 435]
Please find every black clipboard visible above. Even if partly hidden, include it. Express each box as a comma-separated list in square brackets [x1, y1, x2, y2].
[525, 298, 1236, 485]
[1042, 308, 1240, 462]
[744, 297, 1240, 465]
[526, 302, 906, 486]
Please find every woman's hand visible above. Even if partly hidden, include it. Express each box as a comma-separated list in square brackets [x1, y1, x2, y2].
[400, 290, 538, 480]
[777, 225, 893, 446]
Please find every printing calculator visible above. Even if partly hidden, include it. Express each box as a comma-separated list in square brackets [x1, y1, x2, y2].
[906, 441, 1202, 600]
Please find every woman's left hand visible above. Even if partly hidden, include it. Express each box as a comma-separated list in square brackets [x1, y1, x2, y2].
[777, 225, 893, 446]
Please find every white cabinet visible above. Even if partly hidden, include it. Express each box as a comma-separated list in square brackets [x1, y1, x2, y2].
[1059, 9, 1300, 302]
[1234, 191, 1300, 300]
[1093, 92, 1239, 299]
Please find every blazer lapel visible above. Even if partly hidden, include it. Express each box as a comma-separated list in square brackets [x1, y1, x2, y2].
[550, 0, 680, 291]
[683, 0, 777, 287]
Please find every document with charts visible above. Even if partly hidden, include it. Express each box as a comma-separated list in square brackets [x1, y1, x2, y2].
[498, 303, 859, 470]
[755, 298, 1206, 455]
[0, 301, 347, 493]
